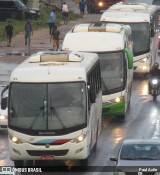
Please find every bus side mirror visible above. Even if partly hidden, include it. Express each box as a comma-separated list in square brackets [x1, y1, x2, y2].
[1, 97, 7, 110]
[125, 48, 133, 70]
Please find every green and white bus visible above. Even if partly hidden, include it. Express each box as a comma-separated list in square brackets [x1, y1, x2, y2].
[62, 23, 134, 120]
[100, 3, 159, 74]
[1, 51, 102, 166]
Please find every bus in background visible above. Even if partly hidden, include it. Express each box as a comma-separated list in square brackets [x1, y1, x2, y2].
[100, 3, 159, 74]
[62, 23, 133, 120]
[86, 0, 124, 13]
[1, 51, 102, 166]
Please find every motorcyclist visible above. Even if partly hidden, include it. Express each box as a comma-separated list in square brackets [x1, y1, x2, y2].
[148, 62, 160, 94]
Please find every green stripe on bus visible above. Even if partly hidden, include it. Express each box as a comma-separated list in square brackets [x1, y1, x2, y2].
[102, 99, 125, 116]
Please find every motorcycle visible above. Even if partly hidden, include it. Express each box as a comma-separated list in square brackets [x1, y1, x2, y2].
[149, 77, 160, 101]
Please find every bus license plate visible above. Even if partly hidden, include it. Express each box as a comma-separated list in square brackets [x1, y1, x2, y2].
[41, 155, 54, 160]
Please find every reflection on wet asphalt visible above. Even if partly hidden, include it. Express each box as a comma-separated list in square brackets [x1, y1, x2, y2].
[0, 130, 13, 166]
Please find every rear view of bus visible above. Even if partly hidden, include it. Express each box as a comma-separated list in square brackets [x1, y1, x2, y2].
[1, 51, 102, 166]
[100, 3, 159, 74]
[62, 23, 134, 120]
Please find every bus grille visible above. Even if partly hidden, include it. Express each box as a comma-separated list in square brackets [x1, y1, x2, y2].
[27, 150, 69, 156]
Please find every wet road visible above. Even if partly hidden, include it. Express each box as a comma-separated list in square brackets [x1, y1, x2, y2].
[1, 61, 160, 174]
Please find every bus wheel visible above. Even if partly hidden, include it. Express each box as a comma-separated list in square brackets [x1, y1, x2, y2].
[153, 94, 157, 101]
[92, 138, 97, 153]
[93, 128, 98, 153]
[14, 160, 24, 167]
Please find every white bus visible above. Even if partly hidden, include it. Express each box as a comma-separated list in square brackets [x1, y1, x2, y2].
[62, 23, 134, 120]
[1, 51, 102, 166]
[100, 3, 159, 74]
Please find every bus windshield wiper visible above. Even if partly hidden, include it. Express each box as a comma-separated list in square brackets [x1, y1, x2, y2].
[50, 106, 66, 129]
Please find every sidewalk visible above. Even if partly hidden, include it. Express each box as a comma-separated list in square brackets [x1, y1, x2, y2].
[0, 11, 101, 64]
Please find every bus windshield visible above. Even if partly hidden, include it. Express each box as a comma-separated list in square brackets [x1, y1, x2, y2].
[99, 51, 124, 95]
[129, 22, 150, 56]
[106, 22, 150, 56]
[9, 82, 87, 135]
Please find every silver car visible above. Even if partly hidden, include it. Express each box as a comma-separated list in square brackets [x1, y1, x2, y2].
[110, 139, 160, 174]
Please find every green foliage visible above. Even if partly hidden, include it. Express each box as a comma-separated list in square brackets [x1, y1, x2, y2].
[0, 7, 78, 42]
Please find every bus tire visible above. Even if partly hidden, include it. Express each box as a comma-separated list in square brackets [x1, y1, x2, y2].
[92, 137, 97, 153]
[14, 160, 24, 167]
[127, 85, 132, 110]
[93, 127, 98, 153]
[153, 94, 157, 101]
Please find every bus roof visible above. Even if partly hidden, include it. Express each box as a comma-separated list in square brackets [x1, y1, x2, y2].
[62, 23, 130, 52]
[101, 3, 159, 22]
[108, 2, 159, 14]
[100, 11, 150, 23]
[10, 51, 99, 83]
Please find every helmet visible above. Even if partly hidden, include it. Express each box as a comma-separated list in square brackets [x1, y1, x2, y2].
[153, 62, 159, 69]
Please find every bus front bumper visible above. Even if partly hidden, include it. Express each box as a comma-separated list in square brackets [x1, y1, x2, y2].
[102, 99, 125, 116]
[9, 137, 89, 161]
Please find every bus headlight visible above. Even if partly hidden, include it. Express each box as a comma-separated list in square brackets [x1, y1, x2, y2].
[152, 79, 158, 85]
[142, 66, 147, 70]
[0, 115, 7, 120]
[71, 133, 86, 143]
[98, 2, 103, 7]
[104, 97, 124, 105]
[9, 135, 24, 144]
[139, 55, 150, 63]
[111, 97, 124, 103]
[139, 57, 148, 63]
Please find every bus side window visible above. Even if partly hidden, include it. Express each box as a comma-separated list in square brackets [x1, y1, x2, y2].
[87, 61, 101, 109]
